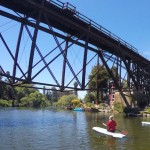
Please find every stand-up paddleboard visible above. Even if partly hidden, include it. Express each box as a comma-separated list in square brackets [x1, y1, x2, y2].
[92, 127, 126, 138]
[142, 121, 150, 125]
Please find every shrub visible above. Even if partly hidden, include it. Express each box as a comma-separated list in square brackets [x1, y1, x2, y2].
[0, 99, 12, 107]
[113, 102, 124, 113]
[145, 107, 150, 113]
[20, 91, 48, 107]
[72, 99, 81, 107]
[57, 94, 77, 107]
[85, 102, 94, 108]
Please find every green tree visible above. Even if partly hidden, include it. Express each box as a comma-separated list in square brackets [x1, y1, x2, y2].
[20, 91, 48, 107]
[51, 87, 58, 102]
[72, 99, 82, 107]
[88, 65, 109, 103]
[0, 69, 6, 99]
[15, 83, 49, 107]
[57, 94, 77, 107]
[84, 92, 96, 103]
[0, 82, 5, 99]
[15, 84, 37, 101]
[5, 85, 16, 100]
[122, 79, 128, 88]
[0, 99, 12, 107]
[110, 66, 118, 78]
[88, 65, 108, 90]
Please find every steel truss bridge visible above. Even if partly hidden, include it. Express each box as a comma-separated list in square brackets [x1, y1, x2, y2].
[0, 0, 150, 106]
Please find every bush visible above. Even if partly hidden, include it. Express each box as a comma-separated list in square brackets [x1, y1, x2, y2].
[84, 93, 96, 103]
[98, 103, 107, 109]
[0, 99, 12, 107]
[20, 91, 49, 107]
[57, 94, 77, 107]
[72, 99, 81, 107]
[85, 102, 94, 108]
[145, 107, 150, 113]
[114, 102, 124, 113]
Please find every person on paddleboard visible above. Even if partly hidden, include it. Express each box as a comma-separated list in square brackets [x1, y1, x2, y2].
[103, 115, 117, 132]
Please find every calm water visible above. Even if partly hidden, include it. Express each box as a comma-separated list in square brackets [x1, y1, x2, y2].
[0, 108, 150, 150]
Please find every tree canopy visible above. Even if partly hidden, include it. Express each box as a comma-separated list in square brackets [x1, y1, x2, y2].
[0, 79, 49, 107]
[88, 65, 109, 90]
[84, 65, 119, 104]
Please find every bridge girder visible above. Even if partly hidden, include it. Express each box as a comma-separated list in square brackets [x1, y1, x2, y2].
[0, 0, 150, 105]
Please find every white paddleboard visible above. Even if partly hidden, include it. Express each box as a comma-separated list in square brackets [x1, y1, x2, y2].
[142, 121, 150, 125]
[92, 127, 126, 138]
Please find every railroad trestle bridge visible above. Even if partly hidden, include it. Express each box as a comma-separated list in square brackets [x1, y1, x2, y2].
[0, 0, 150, 106]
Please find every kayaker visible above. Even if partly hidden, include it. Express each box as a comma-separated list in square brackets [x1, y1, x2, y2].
[103, 115, 117, 132]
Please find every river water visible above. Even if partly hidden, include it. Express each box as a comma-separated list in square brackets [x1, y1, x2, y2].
[0, 108, 150, 150]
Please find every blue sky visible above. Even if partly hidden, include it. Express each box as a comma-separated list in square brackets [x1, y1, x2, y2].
[1, 0, 150, 99]
[60, 0, 150, 58]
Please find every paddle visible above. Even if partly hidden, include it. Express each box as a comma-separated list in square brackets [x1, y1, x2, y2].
[102, 123, 128, 135]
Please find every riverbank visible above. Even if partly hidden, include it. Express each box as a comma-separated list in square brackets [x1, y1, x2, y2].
[125, 111, 150, 117]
